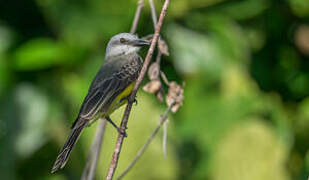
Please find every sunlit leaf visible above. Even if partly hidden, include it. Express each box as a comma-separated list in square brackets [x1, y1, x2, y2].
[13, 38, 63, 70]
[14, 84, 49, 157]
[212, 120, 289, 180]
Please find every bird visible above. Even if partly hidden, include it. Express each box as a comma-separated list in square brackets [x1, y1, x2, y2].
[51, 33, 149, 173]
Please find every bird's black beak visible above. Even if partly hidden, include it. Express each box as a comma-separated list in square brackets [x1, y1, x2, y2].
[132, 39, 150, 47]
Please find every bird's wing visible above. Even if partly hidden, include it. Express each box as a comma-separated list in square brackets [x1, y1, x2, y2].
[71, 55, 142, 128]
[52, 55, 142, 173]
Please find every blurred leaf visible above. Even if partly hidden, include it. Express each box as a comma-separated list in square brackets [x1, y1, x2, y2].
[245, 27, 266, 51]
[43, 174, 66, 180]
[211, 0, 269, 20]
[194, 15, 250, 64]
[295, 25, 309, 55]
[166, 19, 250, 79]
[295, 97, 309, 136]
[13, 38, 63, 70]
[0, 24, 13, 95]
[166, 23, 224, 77]
[305, 151, 309, 174]
[287, 73, 309, 98]
[169, 0, 224, 17]
[0, 57, 9, 95]
[13, 38, 86, 70]
[289, 0, 309, 17]
[14, 83, 49, 157]
[221, 64, 258, 98]
[0, 24, 14, 53]
[36, 0, 136, 47]
[212, 120, 290, 180]
[298, 97, 309, 123]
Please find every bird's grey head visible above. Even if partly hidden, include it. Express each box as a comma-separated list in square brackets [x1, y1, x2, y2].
[105, 33, 149, 59]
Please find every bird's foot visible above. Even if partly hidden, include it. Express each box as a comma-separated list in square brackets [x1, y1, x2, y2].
[119, 129, 128, 138]
[120, 96, 138, 106]
[106, 116, 128, 137]
[132, 97, 138, 106]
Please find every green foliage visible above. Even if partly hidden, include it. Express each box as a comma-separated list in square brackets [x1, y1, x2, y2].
[0, 0, 308, 179]
[14, 38, 64, 70]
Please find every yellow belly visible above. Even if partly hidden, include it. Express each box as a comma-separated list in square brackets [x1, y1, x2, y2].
[86, 82, 136, 126]
[104, 81, 136, 116]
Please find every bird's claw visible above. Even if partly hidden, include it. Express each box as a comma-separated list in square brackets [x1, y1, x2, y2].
[132, 98, 138, 106]
[121, 96, 138, 106]
[120, 96, 137, 106]
[115, 126, 128, 137]
[120, 130, 128, 137]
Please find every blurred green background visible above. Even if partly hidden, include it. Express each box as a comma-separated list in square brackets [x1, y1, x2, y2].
[0, 0, 309, 179]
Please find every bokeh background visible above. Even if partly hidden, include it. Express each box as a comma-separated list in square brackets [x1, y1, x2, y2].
[0, 0, 309, 179]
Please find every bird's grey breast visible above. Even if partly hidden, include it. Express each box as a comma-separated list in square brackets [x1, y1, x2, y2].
[114, 54, 142, 81]
[89, 53, 142, 91]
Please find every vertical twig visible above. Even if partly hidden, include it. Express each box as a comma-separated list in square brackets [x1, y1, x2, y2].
[81, 120, 107, 180]
[105, 0, 170, 179]
[117, 102, 175, 179]
[162, 118, 168, 157]
[130, 0, 145, 34]
[149, 0, 162, 66]
[160, 71, 170, 85]
[150, 0, 167, 158]
[149, 0, 158, 27]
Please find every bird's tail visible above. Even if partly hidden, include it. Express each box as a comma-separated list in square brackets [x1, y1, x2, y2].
[51, 119, 87, 173]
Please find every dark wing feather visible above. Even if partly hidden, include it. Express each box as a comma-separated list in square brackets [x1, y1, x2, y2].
[71, 55, 142, 127]
[51, 118, 87, 173]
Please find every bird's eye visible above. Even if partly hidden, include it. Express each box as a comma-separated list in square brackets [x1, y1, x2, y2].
[120, 38, 126, 43]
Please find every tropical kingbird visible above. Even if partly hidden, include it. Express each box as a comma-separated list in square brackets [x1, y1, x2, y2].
[51, 33, 149, 173]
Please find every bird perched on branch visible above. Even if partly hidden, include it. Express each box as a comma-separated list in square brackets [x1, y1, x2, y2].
[51, 33, 149, 173]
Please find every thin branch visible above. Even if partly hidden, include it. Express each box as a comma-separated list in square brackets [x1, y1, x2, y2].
[117, 102, 175, 179]
[130, 0, 145, 34]
[155, 51, 162, 66]
[81, 120, 107, 180]
[160, 71, 170, 85]
[162, 118, 168, 158]
[105, 1, 171, 179]
[149, 0, 162, 66]
[149, 0, 158, 27]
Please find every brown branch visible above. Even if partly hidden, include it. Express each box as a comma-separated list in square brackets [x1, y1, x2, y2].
[117, 102, 175, 179]
[149, 0, 158, 27]
[130, 0, 145, 34]
[160, 71, 170, 85]
[162, 117, 168, 158]
[81, 120, 107, 180]
[149, 0, 162, 66]
[105, 0, 171, 179]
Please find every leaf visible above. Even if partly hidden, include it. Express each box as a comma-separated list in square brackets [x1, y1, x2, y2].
[13, 38, 63, 70]
[166, 20, 250, 78]
[158, 38, 169, 56]
[14, 84, 49, 157]
[166, 82, 184, 113]
[143, 80, 161, 94]
[289, 0, 309, 17]
[212, 120, 289, 180]
[0, 25, 14, 53]
[148, 62, 160, 80]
